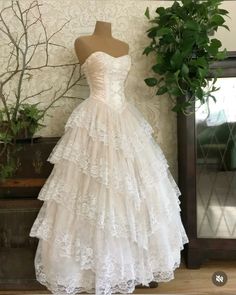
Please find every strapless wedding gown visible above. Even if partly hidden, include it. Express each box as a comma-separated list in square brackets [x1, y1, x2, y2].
[29, 51, 189, 295]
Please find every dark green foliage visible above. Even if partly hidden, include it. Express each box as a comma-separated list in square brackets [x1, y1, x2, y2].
[0, 103, 46, 181]
[143, 0, 229, 114]
[0, 103, 46, 141]
[16, 103, 46, 136]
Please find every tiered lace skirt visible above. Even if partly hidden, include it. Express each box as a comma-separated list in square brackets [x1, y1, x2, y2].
[29, 97, 189, 295]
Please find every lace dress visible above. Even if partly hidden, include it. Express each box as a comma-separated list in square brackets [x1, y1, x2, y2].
[29, 51, 189, 295]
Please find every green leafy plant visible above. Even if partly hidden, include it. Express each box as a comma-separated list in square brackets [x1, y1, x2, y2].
[0, 103, 46, 140]
[0, 102, 45, 142]
[14, 103, 46, 138]
[0, 102, 47, 181]
[143, 0, 230, 114]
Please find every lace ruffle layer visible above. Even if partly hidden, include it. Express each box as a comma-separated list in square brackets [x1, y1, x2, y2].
[31, 200, 188, 295]
[46, 142, 180, 210]
[48, 98, 154, 162]
[30, 97, 189, 295]
[30, 161, 185, 246]
[34, 237, 185, 295]
[46, 98, 181, 208]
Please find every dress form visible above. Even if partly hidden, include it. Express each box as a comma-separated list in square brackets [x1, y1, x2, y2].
[29, 18, 189, 295]
[74, 21, 129, 66]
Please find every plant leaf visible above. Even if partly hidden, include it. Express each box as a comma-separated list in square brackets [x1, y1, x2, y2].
[221, 24, 230, 31]
[152, 63, 166, 74]
[156, 86, 168, 95]
[156, 27, 171, 37]
[169, 86, 182, 96]
[211, 38, 222, 48]
[145, 7, 150, 19]
[210, 14, 225, 26]
[181, 63, 189, 76]
[144, 78, 158, 87]
[185, 20, 200, 31]
[170, 50, 183, 69]
[143, 46, 153, 56]
[156, 7, 165, 15]
[218, 9, 229, 15]
[216, 48, 227, 60]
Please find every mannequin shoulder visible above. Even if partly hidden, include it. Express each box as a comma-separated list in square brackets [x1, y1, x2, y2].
[74, 36, 94, 61]
[74, 35, 93, 49]
[112, 37, 129, 53]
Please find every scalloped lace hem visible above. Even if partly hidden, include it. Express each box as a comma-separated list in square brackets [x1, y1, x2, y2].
[35, 266, 179, 295]
[33, 237, 188, 295]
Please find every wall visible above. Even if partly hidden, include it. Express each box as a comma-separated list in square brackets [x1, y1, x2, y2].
[0, 0, 235, 179]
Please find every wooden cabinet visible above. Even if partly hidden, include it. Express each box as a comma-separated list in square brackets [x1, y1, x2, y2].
[0, 198, 45, 290]
[0, 137, 59, 198]
[0, 137, 59, 290]
[178, 53, 236, 268]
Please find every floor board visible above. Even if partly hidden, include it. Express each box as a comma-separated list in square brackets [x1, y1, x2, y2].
[0, 259, 235, 295]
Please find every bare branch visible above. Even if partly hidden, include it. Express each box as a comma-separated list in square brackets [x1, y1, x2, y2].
[39, 64, 83, 118]
[1, 45, 20, 86]
[22, 1, 41, 15]
[66, 64, 76, 89]
[26, 14, 41, 30]
[26, 36, 42, 66]
[11, 1, 22, 23]
[35, 2, 49, 66]
[0, 62, 81, 79]
[22, 86, 53, 102]
[12, 0, 30, 121]
[48, 19, 70, 42]
[6, 46, 16, 71]
[0, 3, 23, 54]
[62, 96, 85, 100]
[0, 84, 11, 121]
[0, 0, 84, 135]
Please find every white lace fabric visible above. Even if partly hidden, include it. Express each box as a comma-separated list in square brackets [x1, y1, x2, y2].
[29, 51, 189, 295]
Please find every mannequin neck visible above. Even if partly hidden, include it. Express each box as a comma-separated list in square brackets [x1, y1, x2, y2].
[93, 21, 112, 38]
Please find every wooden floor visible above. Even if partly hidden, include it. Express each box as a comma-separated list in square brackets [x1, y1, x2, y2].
[0, 259, 235, 295]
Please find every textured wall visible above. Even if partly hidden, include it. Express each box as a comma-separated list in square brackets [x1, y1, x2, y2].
[0, 0, 235, 179]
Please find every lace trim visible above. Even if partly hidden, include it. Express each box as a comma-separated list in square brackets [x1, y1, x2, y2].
[32, 227, 188, 295]
[30, 182, 188, 249]
[55, 119, 153, 160]
[30, 200, 189, 256]
[37, 159, 181, 218]
[31, 126, 184, 246]
[47, 138, 180, 209]
[46, 98, 180, 209]
[56, 99, 155, 159]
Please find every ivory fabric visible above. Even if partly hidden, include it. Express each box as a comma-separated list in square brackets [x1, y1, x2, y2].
[29, 51, 189, 295]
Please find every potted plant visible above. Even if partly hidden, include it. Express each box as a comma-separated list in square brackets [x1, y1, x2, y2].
[143, 0, 230, 114]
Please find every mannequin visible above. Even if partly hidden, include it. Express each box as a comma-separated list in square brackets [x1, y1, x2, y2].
[74, 21, 129, 65]
[29, 17, 188, 295]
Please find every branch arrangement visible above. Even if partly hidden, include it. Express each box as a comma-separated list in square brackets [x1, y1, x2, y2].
[0, 0, 86, 180]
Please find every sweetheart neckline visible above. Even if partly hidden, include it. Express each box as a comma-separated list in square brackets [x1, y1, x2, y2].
[81, 51, 131, 69]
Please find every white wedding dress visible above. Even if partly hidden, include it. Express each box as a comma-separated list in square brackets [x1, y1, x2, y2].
[29, 51, 189, 295]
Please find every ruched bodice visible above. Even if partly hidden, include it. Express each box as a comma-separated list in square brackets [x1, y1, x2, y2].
[81, 51, 131, 112]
